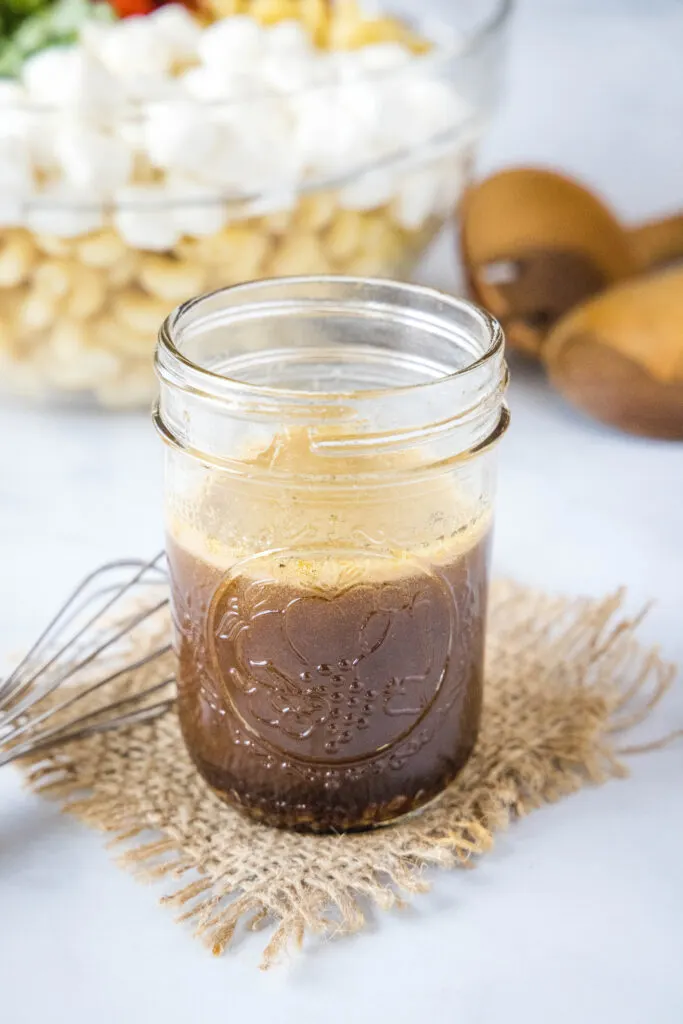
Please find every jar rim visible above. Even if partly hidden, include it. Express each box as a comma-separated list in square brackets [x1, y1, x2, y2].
[156, 275, 505, 404]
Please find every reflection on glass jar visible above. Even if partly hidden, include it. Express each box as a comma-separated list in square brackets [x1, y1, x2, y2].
[155, 276, 508, 831]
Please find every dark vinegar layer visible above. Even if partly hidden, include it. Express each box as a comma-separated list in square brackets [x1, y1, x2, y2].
[168, 533, 490, 832]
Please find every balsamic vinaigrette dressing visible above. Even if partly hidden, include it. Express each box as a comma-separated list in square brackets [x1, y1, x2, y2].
[167, 430, 491, 832]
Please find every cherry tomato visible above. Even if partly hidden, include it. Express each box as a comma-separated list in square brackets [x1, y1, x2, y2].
[109, 0, 159, 16]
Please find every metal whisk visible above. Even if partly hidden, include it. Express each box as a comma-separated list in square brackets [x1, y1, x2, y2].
[0, 555, 176, 769]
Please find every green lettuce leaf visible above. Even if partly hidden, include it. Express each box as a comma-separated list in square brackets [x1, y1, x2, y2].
[0, 0, 117, 79]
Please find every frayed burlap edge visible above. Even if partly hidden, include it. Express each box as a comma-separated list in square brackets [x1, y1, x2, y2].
[17, 581, 681, 968]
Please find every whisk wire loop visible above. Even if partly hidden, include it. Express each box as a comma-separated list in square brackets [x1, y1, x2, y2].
[0, 554, 176, 768]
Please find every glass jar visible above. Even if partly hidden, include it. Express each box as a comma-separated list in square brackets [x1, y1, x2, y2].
[155, 276, 508, 832]
[0, 0, 511, 408]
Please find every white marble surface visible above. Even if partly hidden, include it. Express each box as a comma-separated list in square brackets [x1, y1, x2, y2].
[1, 1, 683, 1021]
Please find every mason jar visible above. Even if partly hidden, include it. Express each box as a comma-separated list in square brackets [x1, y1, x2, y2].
[154, 277, 508, 832]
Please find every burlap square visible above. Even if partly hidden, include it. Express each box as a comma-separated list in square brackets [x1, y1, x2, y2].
[18, 581, 678, 968]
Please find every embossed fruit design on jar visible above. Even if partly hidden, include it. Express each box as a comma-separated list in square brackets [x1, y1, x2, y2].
[155, 277, 508, 831]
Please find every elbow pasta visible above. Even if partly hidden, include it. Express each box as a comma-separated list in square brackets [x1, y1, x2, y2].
[200, 0, 430, 52]
[0, 232, 36, 289]
[0, 191, 446, 407]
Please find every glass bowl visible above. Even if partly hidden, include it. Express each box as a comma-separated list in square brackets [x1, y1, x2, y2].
[0, 0, 511, 408]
